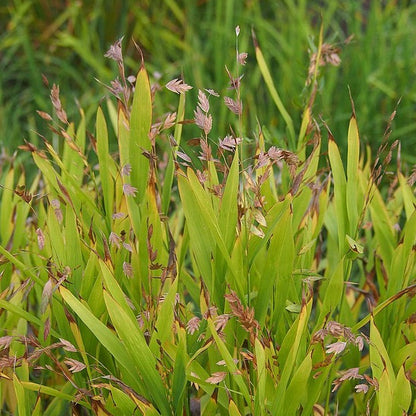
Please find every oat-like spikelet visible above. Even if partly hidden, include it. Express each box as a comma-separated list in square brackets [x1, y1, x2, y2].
[225, 290, 260, 339]
[165, 78, 193, 94]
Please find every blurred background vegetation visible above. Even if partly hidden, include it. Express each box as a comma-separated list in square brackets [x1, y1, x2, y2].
[1, 0, 416, 169]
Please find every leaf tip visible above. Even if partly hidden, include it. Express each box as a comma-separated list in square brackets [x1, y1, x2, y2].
[348, 86, 356, 119]
[251, 28, 258, 49]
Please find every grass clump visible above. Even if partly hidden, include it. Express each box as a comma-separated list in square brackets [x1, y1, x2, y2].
[0, 30, 415, 416]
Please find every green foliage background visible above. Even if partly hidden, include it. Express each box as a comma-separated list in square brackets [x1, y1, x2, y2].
[1, 1, 416, 165]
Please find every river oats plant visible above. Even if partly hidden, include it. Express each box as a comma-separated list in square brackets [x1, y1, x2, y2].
[0, 29, 415, 416]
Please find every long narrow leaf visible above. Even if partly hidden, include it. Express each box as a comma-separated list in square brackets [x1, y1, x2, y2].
[130, 64, 152, 203]
[103, 291, 171, 414]
[253, 35, 295, 148]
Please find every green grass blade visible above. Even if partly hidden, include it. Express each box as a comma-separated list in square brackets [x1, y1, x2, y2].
[398, 172, 416, 219]
[283, 352, 312, 414]
[150, 278, 179, 350]
[0, 299, 60, 339]
[346, 115, 360, 236]
[98, 258, 136, 319]
[172, 326, 187, 415]
[118, 108, 142, 235]
[178, 169, 235, 301]
[206, 318, 251, 405]
[103, 290, 171, 414]
[0, 167, 15, 244]
[272, 298, 311, 414]
[254, 338, 266, 415]
[0, 244, 43, 286]
[130, 64, 152, 204]
[368, 186, 396, 265]
[162, 92, 185, 215]
[389, 208, 416, 292]
[328, 135, 348, 254]
[248, 196, 291, 267]
[96, 106, 115, 227]
[13, 374, 29, 416]
[317, 258, 345, 326]
[58, 286, 142, 394]
[256, 205, 294, 327]
[370, 317, 395, 386]
[392, 365, 412, 415]
[218, 151, 239, 251]
[21, 381, 90, 409]
[253, 35, 295, 148]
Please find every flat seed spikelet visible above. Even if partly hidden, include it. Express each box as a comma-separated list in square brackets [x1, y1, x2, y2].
[166, 78, 193, 94]
[224, 96, 242, 115]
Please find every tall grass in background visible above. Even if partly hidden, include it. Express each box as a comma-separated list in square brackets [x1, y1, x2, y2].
[1, 1, 416, 168]
[0, 22, 415, 415]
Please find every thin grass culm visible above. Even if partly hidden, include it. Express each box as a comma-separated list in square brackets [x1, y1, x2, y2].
[0, 24, 415, 416]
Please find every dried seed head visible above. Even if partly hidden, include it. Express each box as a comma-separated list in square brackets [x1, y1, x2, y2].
[250, 224, 265, 238]
[43, 317, 51, 341]
[123, 242, 133, 252]
[203, 306, 218, 319]
[104, 38, 123, 63]
[312, 328, 328, 343]
[123, 183, 137, 197]
[0, 355, 19, 370]
[224, 96, 242, 115]
[206, 371, 227, 384]
[109, 232, 121, 248]
[225, 290, 260, 335]
[238, 52, 248, 65]
[176, 151, 192, 164]
[205, 88, 219, 97]
[355, 384, 369, 393]
[219, 135, 242, 151]
[199, 139, 213, 162]
[255, 152, 270, 169]
[194, 107, 212, 135]
[109, 78, 124, 96]
[123, 262, 133, 278]
[36, 228, 45, 250]
[50, 199, 60, 209]
[166, 78, 193, 94]
[408, 165, 416, 186]
[121, 164, 132, 176]
[186, 317, 201, 335]
[214, 314, 231, 332]
[196, 169, 208, 185]
[325, 341, 347, 355]
[225, 66, 244, 90]
[306, 42, 341, 86]
[0, 336, 13, 350]
[64, 358, 86, 373]
[355, 335, 365, 351]
[41, 279, 54, 314]
[197, 90, 210, 113]
[338, 367, 363, 382]
[162, 112, 177, 130]
[217, 358, 238, 366]
[59, 338, 77, 353]
[343, 327, 356, 343]
[50, 84, 68, 124]
[36, 110, 53, 121]
[325, 321, 345, 337]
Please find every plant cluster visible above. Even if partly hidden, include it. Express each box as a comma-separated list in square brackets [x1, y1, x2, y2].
[0, 28, 415, 416]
